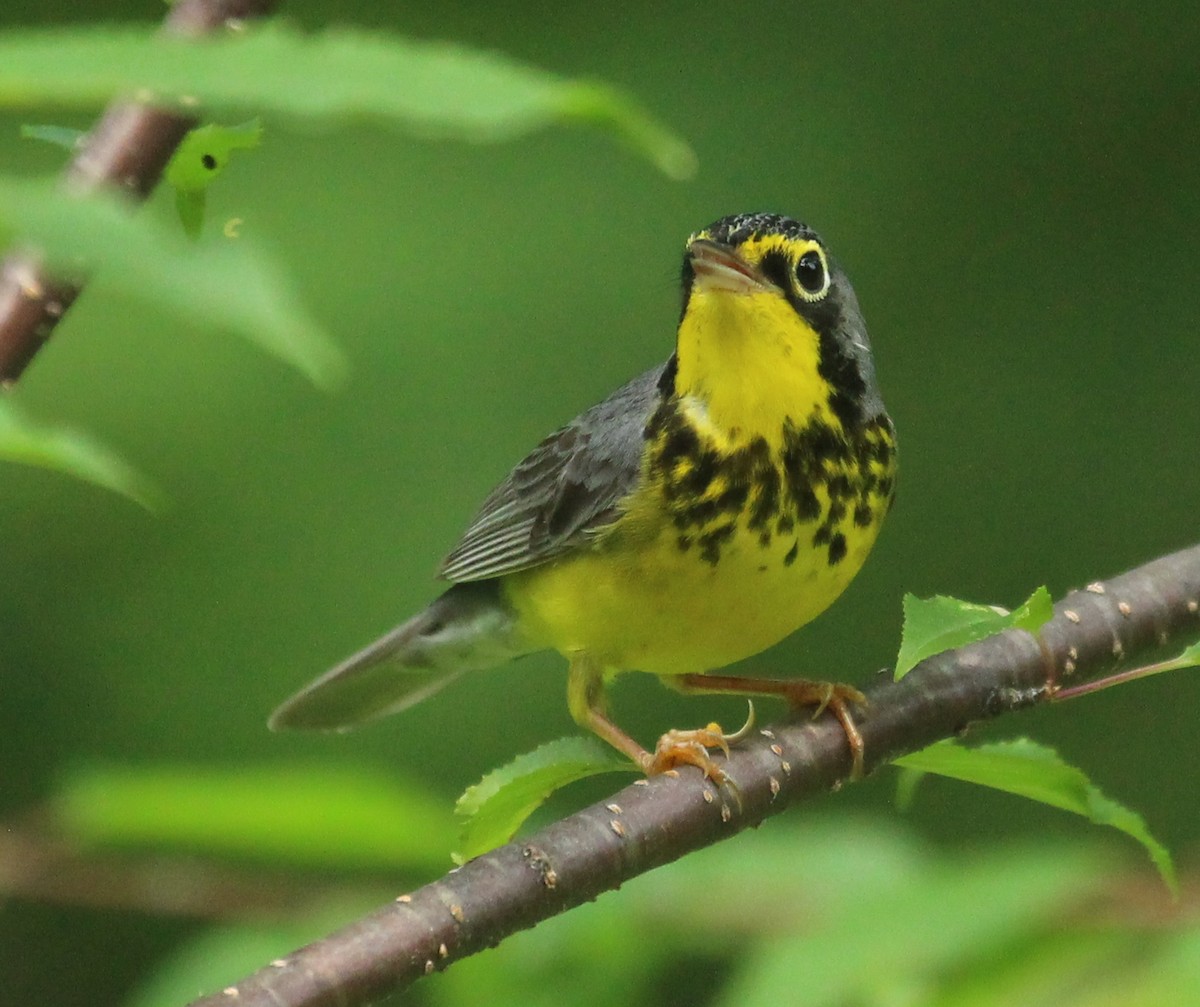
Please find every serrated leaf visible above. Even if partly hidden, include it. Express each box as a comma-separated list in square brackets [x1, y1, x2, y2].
[895, 738, 1176, 893]
[1009, 585, 1054, 631]
[895, 586, 1053, 679]
[454, 737, 635, 863]
[0, 398, 162, 509]
[55, 762, 457, 870]
[0, 24, 696, 179]
[0, 176, 345, 389]
[20, 123, 85, 151]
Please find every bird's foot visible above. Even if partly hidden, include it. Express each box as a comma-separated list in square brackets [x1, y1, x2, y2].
[782, 681, 868, 780]
[641, 702, 756, 790]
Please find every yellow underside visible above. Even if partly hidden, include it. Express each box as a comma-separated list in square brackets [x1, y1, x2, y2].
[502, 498, 883, 677]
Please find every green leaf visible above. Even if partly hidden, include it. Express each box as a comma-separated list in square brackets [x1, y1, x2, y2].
[925, 926, 1198, 1007]
[0, 398, 162, 510]
[1091, 926, 1200, 1007]
[55, 762, 457, 871]
[19, 123, 85, 151]
[893, 765, 925, 812]
[895, 586, 1053, 679]
[0, 176, 345, 389]
[716, 839, 1105, 1007]
[165, 120, 262, 237]
[454, 737, 635, 863]
[1164, 639, 1200, 671]
[0, 24, 696, 179]
[165, 120, 262, 193]
[895, 738, 1176, 893]
[174, 186, 206, 239]
[126, 900, 382, 1007]
[1009, 584, 1054, 630]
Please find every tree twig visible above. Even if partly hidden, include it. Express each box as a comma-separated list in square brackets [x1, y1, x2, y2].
[0, 824, 386, 922]
[188, 542, 1200, 1007]
[0, 0, 278, 386]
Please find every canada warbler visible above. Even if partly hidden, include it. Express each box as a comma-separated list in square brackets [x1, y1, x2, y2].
[271, 212, 896, 780]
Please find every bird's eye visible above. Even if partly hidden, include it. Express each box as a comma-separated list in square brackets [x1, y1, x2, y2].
[795, 250, 827, 296]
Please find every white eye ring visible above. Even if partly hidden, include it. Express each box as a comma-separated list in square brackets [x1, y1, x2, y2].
[794, 247, 830, 301]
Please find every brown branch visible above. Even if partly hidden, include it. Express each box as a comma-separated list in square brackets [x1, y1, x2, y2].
[0, 0, 279, 386]
[188, 543, 1200, 1007]
[0, 824, 385, 923]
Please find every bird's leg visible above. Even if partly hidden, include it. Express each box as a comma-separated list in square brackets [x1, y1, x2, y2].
[567, 655, 748, 785]
[674, 673, 868, 780]
[567, 653, 655, 769]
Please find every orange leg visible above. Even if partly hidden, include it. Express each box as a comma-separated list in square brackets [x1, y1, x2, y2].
[567, 654, 654, 768]
[567, 655, 751, 785]
[674, 673, 868, 780]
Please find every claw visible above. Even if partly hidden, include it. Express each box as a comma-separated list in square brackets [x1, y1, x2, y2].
[724, 700, 757, 745]
[807, 683, 834, 719]
[646, 727, 729, 780]
[643, 703, 754, 791]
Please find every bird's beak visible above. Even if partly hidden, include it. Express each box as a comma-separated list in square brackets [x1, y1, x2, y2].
[688, 239, 771, 295]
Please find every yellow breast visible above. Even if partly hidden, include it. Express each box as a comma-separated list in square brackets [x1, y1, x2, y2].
[503, 399, 896, 676]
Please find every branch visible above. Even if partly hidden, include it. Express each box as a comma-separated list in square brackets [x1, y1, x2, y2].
[0, 824, 383, 922]
[0, 0, 278, 386]
[190, 543, 1200, 1007]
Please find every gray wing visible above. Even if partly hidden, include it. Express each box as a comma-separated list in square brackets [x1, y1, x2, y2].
[437, 362, 669, 582]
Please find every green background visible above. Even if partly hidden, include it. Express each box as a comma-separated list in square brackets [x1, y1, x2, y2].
[1, 2, 1198, 1004]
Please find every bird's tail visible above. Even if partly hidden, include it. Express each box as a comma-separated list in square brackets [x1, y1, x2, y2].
[269, 581, 530, 732]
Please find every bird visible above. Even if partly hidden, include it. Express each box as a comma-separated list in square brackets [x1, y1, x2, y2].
[270, 212, 897, 782]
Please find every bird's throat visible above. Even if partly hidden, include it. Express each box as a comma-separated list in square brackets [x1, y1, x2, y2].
[673, 286, 832, 444]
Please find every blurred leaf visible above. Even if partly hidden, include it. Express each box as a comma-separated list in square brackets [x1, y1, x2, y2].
[427, 890, 652, 1007]
[123, 905, 359, 1007]
[895, 738, 1176, 893]
[625, 815, 928, 937]
[0, 176, 346, 388]
[926, 927, 1173, 1007]
[166, 120, 262, 193]
[894, 764, 925, 812]
[19, 123, 85, 150]
[55, 763, 457, 871]
[165, 120, 262, 237]
[716, 843, 1104, 1007]
[935, 925, 1200, 1007]
[1082, 926, 1200, 1007]
[896, 586, 1053, 679]
[174, 186, 206, 239]
[0, 398, 162, 509]
[0, 24, 696, 179]
[454, 737, 634, 863]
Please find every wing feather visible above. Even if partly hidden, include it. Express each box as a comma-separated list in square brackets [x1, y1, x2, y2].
[438, 363, 668, 582]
